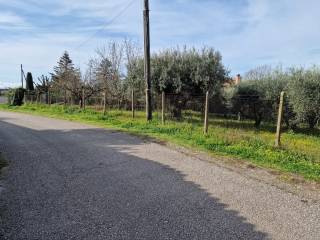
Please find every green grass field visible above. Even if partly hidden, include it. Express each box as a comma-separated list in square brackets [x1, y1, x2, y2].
[1, 103, 319, 182]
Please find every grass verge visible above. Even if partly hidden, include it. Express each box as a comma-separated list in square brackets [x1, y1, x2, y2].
[0, 103, 319, 182]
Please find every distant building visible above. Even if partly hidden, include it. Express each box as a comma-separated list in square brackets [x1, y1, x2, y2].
[0, 89, 8, 104]
[234, 74, 241, 85]
[0, 88, 9, 96]
[223, 74, 241, 88]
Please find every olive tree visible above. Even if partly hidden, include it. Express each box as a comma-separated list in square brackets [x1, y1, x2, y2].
[225, 65, 289, 127]
[230, 82, 273, 127]
[149, 47, 228, 95]
[287, 66, 320, 129]
[127, 46, 229, 118]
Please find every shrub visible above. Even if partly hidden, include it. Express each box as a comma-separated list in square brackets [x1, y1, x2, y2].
[224, 65, 320, 130]
[230, 82, 272, 127]
[225, 66, 288, 127]
[287, 67, 320, 129]
[12, 88, 25, 106]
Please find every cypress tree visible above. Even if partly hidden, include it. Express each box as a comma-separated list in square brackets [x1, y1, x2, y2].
[26, 72, 34, 91]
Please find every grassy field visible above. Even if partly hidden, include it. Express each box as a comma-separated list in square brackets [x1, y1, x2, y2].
[0, 103, 320, 182]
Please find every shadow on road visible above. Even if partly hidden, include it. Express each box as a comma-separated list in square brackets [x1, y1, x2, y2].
[0, 118, 269, 239]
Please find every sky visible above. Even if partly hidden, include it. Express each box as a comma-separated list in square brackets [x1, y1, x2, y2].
[1, 0, 320, 88]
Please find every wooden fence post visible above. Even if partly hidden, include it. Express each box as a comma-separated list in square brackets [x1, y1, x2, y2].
[275, 91, 285, 147]
[162, 91, 165, 124]
[64, 90, 67, 106]
[204, 91, 209, 134]
[82, 87, 85, 110]
[131, 89, 135, 119]
[103, 91, 107, 115]
[48, 88, 51, 106]
[23, 90, 26, 104]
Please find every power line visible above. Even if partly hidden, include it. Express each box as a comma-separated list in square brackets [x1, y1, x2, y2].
[74, 0, 136, 51]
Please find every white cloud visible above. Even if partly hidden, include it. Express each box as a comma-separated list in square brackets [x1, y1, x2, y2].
[218, 0, 320, 73]
[0, 11, 32, 30]
[0, 12, 23, 24]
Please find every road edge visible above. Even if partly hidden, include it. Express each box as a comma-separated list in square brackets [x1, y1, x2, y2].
[1, 109, 319, 202]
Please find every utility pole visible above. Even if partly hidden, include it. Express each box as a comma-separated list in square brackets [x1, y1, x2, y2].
[20, 64, 24, 88]
[144, 0, 152, 120]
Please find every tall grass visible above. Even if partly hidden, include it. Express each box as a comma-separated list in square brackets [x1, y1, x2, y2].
[1, 103, 319, 181]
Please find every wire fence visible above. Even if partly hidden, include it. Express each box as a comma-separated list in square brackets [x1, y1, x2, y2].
[162, 94, 205, 122]
[23, 90, 319, 141]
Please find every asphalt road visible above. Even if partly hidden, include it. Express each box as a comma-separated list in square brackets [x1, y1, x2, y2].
[0, 111, 319, 239]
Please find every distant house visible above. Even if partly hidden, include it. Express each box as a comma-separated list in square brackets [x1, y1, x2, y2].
[0, 89, 8, 104]
[0, 88, 9, 96]
[223, 74, 241, 88]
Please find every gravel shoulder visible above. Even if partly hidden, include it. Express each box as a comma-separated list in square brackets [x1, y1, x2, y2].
[0, 111, 319, 240]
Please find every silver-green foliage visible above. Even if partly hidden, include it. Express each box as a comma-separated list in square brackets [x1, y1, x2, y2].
[227, 65, 320, 129]
[287, 66, 320, 128]
[128, 46, 229, 95]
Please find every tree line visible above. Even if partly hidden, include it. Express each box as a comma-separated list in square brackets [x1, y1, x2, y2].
[40, 41, 229, 116]
[225, 65, 320, 129]
[10, 39, 320, 130]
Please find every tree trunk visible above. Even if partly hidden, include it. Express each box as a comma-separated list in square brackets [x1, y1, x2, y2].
[48, 89, 51, 106]
[103, 91, 107, 115]
[308, 117, 318, 129]
[254, 114, 263, 128]
[132, 89, 135, 119]
[64, 90, 67, 106]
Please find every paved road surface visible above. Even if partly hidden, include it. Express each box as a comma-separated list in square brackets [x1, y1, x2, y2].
[0, 111, 319, 239]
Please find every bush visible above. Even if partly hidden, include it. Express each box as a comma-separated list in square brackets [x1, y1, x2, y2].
[230, 82, 273, 127]
[12, 88, 25, 106]
[225, 65, 320, 129]
[5, 89, 15, 104]
[225, 66, 288, 127]
[287, 67, 320, 129]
